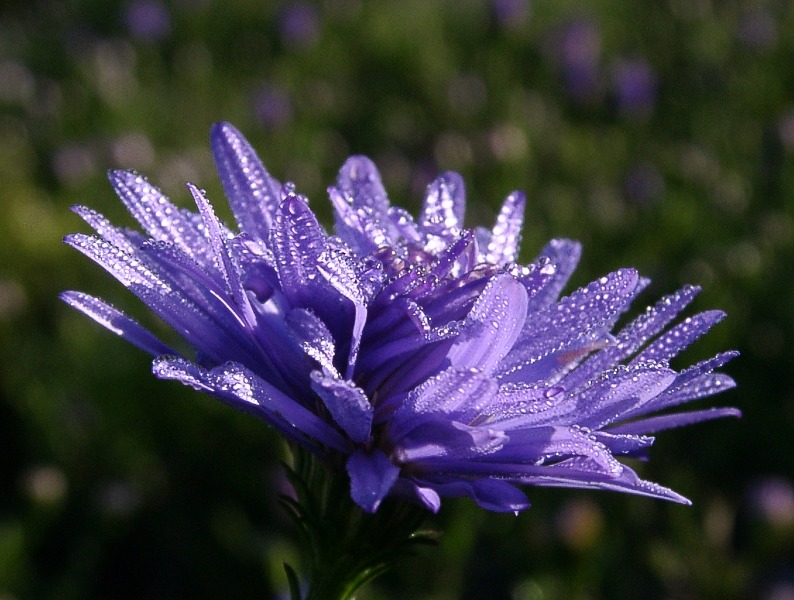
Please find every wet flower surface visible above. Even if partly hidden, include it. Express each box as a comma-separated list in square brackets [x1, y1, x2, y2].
[62, 122, 739, 514]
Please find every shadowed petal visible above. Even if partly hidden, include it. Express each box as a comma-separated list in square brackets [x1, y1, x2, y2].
[347, 449, 400, 512]
[428, 479, 530, 513]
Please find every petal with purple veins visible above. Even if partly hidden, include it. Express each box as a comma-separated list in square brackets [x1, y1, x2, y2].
[447, 273, 528, 375]
[210, 121, 282, 241]
[108, 170, 218, 267]
[631, 310, 726, 365]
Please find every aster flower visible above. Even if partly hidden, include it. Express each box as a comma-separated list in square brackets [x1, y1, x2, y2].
[62, 122, 738, 597]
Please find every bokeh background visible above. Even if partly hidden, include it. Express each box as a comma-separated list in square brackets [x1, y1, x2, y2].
[1, 1, 793, 598]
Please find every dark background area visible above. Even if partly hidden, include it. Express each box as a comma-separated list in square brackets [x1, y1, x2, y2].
[1, 1, 792, 598]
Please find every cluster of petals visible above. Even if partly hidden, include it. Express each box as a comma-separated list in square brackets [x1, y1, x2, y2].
[62, 122, 739, 513]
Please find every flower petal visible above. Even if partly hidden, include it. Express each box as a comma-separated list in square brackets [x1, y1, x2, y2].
[347, 449, 401, 512]
[631, 310, 726, 365]
[609, 406, 741, 435]
[108, 170, 217, 267]
[60, 291, 175, 357]
[422, 478, 530, 513]
[526, 238, 582, 310]
[310, 370, 373, 443]
[210, 121, 282, 241]
[420, 172, 466, 237]
[447, 273, 528, 375]
[154, 357, 350, 452]
[484, 190, 525, 266]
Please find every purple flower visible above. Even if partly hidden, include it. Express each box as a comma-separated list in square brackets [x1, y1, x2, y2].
[552, 18, 603, 102]
[62, 122, 739, 514]
[124, 0, 171, 42]
[612, 58, 657, 118]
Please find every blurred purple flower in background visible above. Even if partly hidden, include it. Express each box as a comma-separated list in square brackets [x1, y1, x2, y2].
[279, 2, 321, 50]
[554, 18, 602, 102]
[624, 162, 665, 205]
[253, 83, 293, 130]
[62, 123, 738, 515]
[737, 9, 778, 52]
[124, 0, 171, 42]
[612, 58, 657, 119]
[492, 0, 531, 29]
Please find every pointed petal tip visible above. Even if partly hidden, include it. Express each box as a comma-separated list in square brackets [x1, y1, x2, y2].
[210, 120, 241, 144]
[59, 290, 77, 304]
[107, 168, 139, 184]
[342, 154, 378, 170]
[506, 189, 526, 205]
[62, 232, 81, 247]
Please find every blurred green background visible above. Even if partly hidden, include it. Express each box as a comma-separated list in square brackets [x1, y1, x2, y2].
[1, 1, 792, 598]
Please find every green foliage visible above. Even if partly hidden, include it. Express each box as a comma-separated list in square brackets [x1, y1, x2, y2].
[279, 449, 437, 599]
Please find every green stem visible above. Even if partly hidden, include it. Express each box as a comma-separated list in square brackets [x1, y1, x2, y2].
[281, 447, 437, 600]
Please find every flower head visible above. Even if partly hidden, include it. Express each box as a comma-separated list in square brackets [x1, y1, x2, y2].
[63, 122, 739, 514]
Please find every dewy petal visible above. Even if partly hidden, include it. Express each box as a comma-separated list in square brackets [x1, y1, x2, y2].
[609, 406, 741, 435]
[497, 269, 640, 385]
[336, 155, 391, 216]
[286, 308, 337, 374]
[331, 155, 398, 253]
[485, 190, 526, 266]
[347, 449, 400, 512]
[631, 310, 726, 365]
[187, 183, 254, 325]
[154, 357, 350, 452]
[527, 238, 582, 311]
[310, 370, 373, 444]
[391, 367, 498, 440]
[447, 273, 528, 375]
[210, 121, 283, 242]
[270, 195, 344, 325]
[316, 248, 368, 377]
[71, 204, 142, 255]
[563, 284, 702, 389]
[108, 170, 217, 268]
[419, 171, 466, 236]
[64, 232, 168, 290]
[60, 291, 175, 357]
[395, 419, 507, 463]
[512, 458, 692, 505]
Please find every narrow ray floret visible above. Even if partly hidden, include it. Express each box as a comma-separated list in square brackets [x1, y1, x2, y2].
[62, 122, 739, 515]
